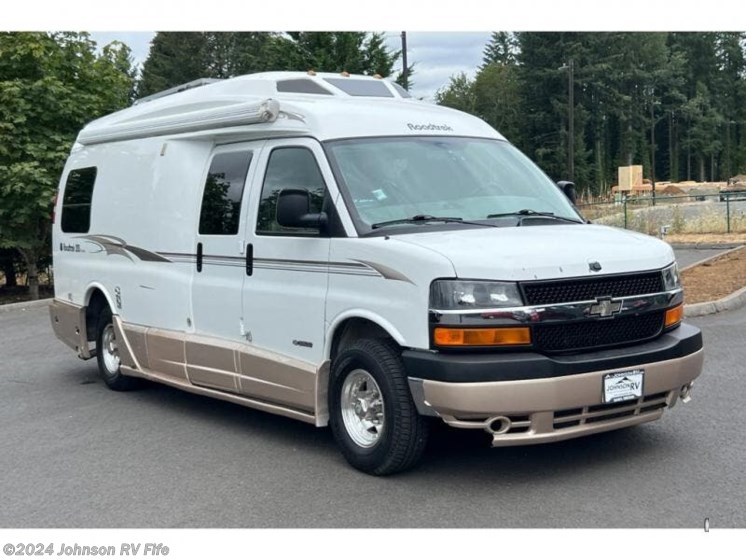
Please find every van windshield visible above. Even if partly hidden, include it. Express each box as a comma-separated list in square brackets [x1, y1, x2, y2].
[325, 137, 582, 232]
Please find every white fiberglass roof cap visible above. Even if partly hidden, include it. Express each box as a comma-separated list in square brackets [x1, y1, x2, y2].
[76, 71, 503, 146]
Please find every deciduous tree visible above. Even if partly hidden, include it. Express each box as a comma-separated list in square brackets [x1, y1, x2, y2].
[434, 72, 476, 114]
[0, 32, 135, 299]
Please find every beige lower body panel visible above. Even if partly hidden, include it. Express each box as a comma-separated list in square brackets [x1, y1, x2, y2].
[120, 365, 317, 425]
[51, 301, 336, 428]
[49, 299, 91, 359]
[421, 349, 704, 446]
[113, 319, 325, 425]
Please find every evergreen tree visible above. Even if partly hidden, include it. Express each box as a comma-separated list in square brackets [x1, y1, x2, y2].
[515, 32, 589, 186]
[395, 62, 415, 90]
[481, 32, 518, 68]
[286, 32, 398, 76]
[668, 32, 745, 181]
[681, 82, 723, 181]
[137, 32, 209, 97]
[137, 32, 401, 99]
[712, 32, 745, 179]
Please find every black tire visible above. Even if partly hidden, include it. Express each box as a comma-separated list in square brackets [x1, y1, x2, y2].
[95, 307, 141, 391]
[329, 338, 429, 475]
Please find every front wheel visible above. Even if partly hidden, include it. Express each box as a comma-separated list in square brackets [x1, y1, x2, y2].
[95, 307, 141, 391]
[329, 338, 429, 475]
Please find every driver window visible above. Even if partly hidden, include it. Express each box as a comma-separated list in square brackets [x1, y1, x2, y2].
[256, 147, 326, 235]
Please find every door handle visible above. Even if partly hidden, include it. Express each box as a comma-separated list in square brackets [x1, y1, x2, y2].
[246, 243, 253, 276]
[196, 242, 203, 273]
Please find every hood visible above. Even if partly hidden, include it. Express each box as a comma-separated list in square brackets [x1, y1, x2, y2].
[392, 224, 674, 281]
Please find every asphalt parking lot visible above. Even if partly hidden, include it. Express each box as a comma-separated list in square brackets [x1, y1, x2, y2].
[1, 301, 744, 529]
[674, 247, 731, 269]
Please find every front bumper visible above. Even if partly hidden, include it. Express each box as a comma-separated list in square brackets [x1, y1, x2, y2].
[404, 324, 704, 446]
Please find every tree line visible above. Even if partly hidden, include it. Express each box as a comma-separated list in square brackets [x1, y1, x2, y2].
[137, 32, 406, 98]
[3, 31, 744, 298]
[436, 32, 746, 196]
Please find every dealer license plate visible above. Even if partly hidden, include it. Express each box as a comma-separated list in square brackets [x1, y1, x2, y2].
[603, 369, 644, 403]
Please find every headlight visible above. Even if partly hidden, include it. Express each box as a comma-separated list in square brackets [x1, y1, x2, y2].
[430, 280, 523, 310]
[662, 263, 681, 291]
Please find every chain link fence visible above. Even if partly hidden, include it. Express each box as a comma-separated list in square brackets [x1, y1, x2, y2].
[577, 192, 746, 236]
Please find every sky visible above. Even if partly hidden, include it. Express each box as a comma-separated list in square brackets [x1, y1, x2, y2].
[15, 0, 746, 102]
[88, 31, 492, 101]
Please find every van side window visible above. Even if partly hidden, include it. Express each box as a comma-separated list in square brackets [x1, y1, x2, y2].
[61, 167, 97, 233]
[256, 147, 326, 235]
[198, 151, 253, 235]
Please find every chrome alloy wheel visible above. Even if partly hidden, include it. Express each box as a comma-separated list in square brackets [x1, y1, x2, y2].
[101, 323, 121, 374]
[340, 369, 385, 448]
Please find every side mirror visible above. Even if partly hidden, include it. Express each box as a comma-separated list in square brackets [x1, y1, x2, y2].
[276, 188, 328, 231]
[557, 181, 577, 205]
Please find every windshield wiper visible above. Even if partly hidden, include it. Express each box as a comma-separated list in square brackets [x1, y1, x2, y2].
[371, 214, 499, 230]
[486, 209, 584, 224]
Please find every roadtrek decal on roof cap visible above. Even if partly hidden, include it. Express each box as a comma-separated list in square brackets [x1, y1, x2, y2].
[407, 123, 453, 132]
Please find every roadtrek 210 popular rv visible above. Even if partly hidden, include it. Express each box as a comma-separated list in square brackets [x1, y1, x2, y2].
[50, 72, 704, 475]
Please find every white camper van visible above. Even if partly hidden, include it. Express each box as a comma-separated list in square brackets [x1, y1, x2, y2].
[50, 72, 703, 475]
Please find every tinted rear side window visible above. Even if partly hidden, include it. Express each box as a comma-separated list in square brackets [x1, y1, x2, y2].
[61, 167, 97, 233]
[199, 151, 253, 235]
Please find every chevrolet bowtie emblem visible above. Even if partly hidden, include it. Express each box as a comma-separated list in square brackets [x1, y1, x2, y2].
[589, 297, 622, 318]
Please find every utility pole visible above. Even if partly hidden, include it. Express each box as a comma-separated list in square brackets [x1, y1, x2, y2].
[559, 59, 575, 181]
[726, 120, 735, 180]
[650, 90, 656, 206]
[568, 58, 574, 183]
[401, 31, 409, 91]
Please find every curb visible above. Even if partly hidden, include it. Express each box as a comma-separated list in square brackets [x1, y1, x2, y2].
[0, 298, 52, 314]
[685, 286, 746, 317]
[679, 244, 745, 272]
[682, 245, 746, 317]
[670, 243, 743, 250]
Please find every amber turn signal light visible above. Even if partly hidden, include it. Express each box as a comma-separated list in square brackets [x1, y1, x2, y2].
[434, 327, 531, 347]
[665, 304, 684, 328]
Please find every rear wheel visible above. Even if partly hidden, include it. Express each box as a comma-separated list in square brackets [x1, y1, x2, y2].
[95, 307, 140, 391]
[329, 338, 428, 475]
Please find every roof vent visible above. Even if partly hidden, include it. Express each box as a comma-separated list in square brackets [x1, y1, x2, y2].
[324, 78, 394, 98]
[276, 79, 333, 95]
